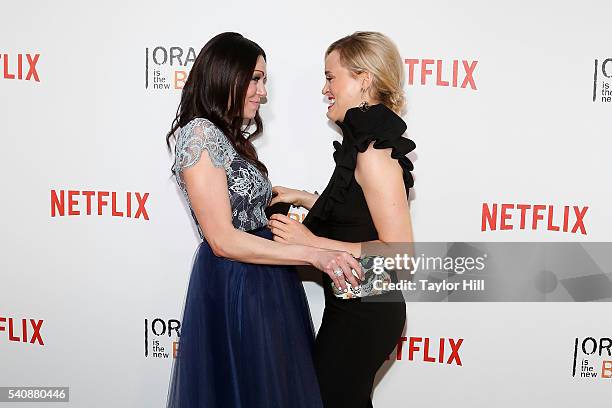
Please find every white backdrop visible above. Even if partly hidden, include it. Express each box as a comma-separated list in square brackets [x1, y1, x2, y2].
[2, 0, 612, 407]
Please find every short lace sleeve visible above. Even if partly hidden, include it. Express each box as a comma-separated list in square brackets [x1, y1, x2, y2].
[173, 118, 235, 173]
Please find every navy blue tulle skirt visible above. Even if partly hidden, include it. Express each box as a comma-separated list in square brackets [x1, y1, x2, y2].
[166, 228, 323, 408]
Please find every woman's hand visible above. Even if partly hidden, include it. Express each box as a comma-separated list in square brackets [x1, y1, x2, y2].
[310, 248, 363, 292]
[269, 214, 364, 291]
[268, 214, 317, 246]
[270, 186, 318, 209]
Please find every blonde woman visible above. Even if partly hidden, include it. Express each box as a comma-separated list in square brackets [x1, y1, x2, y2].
[269, 32, 415, 407]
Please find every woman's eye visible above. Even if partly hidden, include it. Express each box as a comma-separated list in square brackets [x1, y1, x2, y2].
[252, 77, 260, 82]
[326, 77, 333, 81]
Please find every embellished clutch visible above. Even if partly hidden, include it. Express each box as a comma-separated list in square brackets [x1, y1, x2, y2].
[331, 255, 393, 299]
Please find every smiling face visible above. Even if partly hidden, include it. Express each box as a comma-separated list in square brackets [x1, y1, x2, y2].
[242, 55, 267, 120]
[322, 50, 372, 122]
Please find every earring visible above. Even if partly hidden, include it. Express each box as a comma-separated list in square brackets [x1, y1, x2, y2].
[359, 88, 370, 112]
[359, 100, 370, 111]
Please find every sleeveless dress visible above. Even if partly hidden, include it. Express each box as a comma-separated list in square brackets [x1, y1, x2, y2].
[303, 104, 416, 408]
[166, 118, 323, 408]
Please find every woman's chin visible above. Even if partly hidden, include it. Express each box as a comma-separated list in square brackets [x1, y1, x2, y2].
[242, 111, 256, 120]
[326, 107, 338, 121]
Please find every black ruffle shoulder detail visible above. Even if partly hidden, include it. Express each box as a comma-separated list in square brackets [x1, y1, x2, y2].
[304, 104, 416, 228]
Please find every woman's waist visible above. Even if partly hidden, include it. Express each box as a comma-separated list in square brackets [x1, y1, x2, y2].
[201, 225, 272, 243]
[197, 226, 272, 256]
[319, 226, 378, 242]
[246, 226, 272, 238]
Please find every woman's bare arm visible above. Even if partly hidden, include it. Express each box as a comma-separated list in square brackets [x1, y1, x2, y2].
[270, 142, 413, 258]
[354, 143, 414, 244]
[269, 186, 319, 210]
[180, 150, 361, 288]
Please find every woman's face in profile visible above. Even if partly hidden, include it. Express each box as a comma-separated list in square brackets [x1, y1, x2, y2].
[242, 55, 267, 120]
[322, 50, 363, 122]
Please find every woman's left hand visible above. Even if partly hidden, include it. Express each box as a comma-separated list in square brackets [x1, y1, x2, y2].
[268, 214, 317, 246]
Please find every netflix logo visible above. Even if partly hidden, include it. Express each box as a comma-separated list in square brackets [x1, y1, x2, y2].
[404, 59, 478, 90]
[50, 189, 150, 220]
[481, 203, 588, 235]
[0, 316, 44, 346]
[389, 336, 463, 366]
[1, 53, 40, 82]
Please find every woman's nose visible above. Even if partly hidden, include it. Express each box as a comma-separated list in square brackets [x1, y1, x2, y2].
[258, 83, 267, 97]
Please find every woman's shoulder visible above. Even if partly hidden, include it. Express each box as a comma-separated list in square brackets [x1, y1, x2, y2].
[335, 105, 415, 165]
[174, 117, 235, 170]
[341, 104, 412, 151]
[178, 117, 233, 147]
[180, 117, 222, 139]
[333, 104, 415, 189]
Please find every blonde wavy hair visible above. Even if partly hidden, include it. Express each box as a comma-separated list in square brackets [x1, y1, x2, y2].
[326, 31, 405, 114]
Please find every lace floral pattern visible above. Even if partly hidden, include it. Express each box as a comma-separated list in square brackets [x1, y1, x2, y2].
[172, 118, 272, 237]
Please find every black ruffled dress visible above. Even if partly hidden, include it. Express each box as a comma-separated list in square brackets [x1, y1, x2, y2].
[303, 103, 416, 408]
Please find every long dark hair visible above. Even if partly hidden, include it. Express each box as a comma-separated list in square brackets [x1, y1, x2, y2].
[166, 32, 268, 175]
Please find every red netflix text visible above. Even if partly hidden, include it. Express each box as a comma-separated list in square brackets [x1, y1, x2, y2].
[50, 189, 150, 220]
[1, 53, 40, 82]
[404, 59, 477, 90]
[390, 336, 463, 365]
[0, 316, 44, 346]
[481, 203, 588, 235]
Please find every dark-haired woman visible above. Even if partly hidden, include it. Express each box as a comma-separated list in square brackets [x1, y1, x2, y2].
[165, 32, 361, 408]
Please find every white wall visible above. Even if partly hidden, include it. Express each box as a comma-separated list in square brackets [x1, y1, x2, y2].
[1, 0, 611, 406]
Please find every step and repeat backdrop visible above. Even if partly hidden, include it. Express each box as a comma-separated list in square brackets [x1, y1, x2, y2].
[1, 0, 611, 406]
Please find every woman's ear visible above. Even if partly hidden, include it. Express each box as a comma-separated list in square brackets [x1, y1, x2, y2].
[360, 71, 374, 94]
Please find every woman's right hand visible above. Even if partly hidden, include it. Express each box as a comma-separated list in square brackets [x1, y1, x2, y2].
[310, 249, 363, 292]
[270, 186, 305, 206]
[271, 186, 318, 209]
